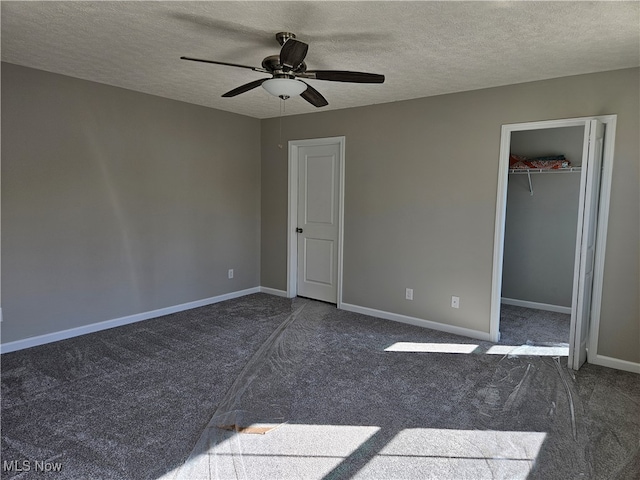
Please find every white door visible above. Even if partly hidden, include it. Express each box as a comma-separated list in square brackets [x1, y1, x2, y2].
[296, 143, 341, 303]
[568, 119, 605, 370]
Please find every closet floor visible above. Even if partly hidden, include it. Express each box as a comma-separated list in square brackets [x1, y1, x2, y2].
[499, 304, 570, 346]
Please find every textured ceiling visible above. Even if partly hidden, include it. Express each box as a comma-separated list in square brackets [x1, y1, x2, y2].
[2, 1, 639, 119]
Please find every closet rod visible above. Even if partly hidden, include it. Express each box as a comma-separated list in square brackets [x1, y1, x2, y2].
[508, 167, 582, 196]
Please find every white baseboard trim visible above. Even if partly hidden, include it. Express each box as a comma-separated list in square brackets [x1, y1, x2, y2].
[340, 302, 493, 342]
[501, 297, 572, 315]
[591, 354, 640, 374]
[0, 287, 261, 354]
[259, 286, 289, 297]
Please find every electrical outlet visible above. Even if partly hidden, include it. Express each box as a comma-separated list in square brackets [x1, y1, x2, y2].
[451, 296, 460, 309]
[405, 288, 413, 300]
[228, 269, 234, 279]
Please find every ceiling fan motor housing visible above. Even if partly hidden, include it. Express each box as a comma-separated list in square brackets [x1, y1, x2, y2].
[262, 55, 306, 76]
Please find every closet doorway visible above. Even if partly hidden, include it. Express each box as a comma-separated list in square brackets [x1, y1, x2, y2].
[490, 116, 617, 370]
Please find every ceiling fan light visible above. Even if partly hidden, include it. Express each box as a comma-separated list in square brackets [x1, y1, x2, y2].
[262, 78, 307, 99]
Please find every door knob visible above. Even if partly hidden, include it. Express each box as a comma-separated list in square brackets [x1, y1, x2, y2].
[296, 228, 303, 233]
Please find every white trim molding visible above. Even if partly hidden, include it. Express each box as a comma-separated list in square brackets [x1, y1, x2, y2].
[0, 287, 260, 354]
[591, 354, 640, 374]
[586, 116, 616, 365]
[501, 298, 572, 315]
[259, 286, 288, 297]
[340, 302, 493, 342]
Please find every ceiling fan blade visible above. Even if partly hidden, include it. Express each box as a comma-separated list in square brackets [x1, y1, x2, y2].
[305, 70, 385, 84]
[222, 78, 269, 97]
[280, 39, 308, 70]
[180, 56, 268, 73]
[300, 81, 328, 108]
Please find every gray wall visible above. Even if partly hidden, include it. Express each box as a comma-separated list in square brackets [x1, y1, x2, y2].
[261, 68, 639, 363]
[3, 63, 638, 365]
[502, 127, 584, 307]
[2, 63, 261, 343]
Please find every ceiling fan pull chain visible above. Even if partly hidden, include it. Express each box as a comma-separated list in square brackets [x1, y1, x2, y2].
[278, 98, 284, 149]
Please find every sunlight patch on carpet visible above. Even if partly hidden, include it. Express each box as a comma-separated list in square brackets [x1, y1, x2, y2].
[384, 342, 569, 357]
[384, 342, 479, 353]
[160, 424, 381, 479]
[486, 345, 569, 356]
[359, 428, 547, 479]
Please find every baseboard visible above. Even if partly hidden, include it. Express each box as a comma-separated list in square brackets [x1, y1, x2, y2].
[340, 302, 493, 342]
[259, 286, 289, 297]
[0, 287, 261, 354]
[501, 297, 572, 315]
[590, 354, 640, 374]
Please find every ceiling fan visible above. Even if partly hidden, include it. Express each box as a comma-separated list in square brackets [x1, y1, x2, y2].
[181, 32, 385, 107]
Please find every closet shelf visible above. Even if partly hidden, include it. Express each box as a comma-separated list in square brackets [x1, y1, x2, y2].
[509, 167, 582, 174]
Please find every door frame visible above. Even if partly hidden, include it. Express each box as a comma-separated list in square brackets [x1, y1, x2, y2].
[287, 136, 346, 307]
[490, 115, 617, 366]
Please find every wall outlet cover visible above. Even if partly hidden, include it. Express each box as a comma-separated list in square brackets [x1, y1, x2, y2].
[451, 296, 460, 308]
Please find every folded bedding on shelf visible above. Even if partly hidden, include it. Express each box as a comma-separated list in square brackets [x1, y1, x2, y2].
[509, 154, 570, 170]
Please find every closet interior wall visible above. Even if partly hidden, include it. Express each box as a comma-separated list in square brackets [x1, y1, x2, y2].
[502, 126, 584, 310]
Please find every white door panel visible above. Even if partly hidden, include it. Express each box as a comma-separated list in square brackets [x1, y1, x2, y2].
[305, 156, 336, 225]
[297, 143, 341, 303]
[303, 238, 334, 285]
[569, 119, 604, 370]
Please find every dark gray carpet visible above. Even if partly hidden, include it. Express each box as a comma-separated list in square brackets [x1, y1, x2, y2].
[499, 304, 571, 346]
[2, 294, 638, 479]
